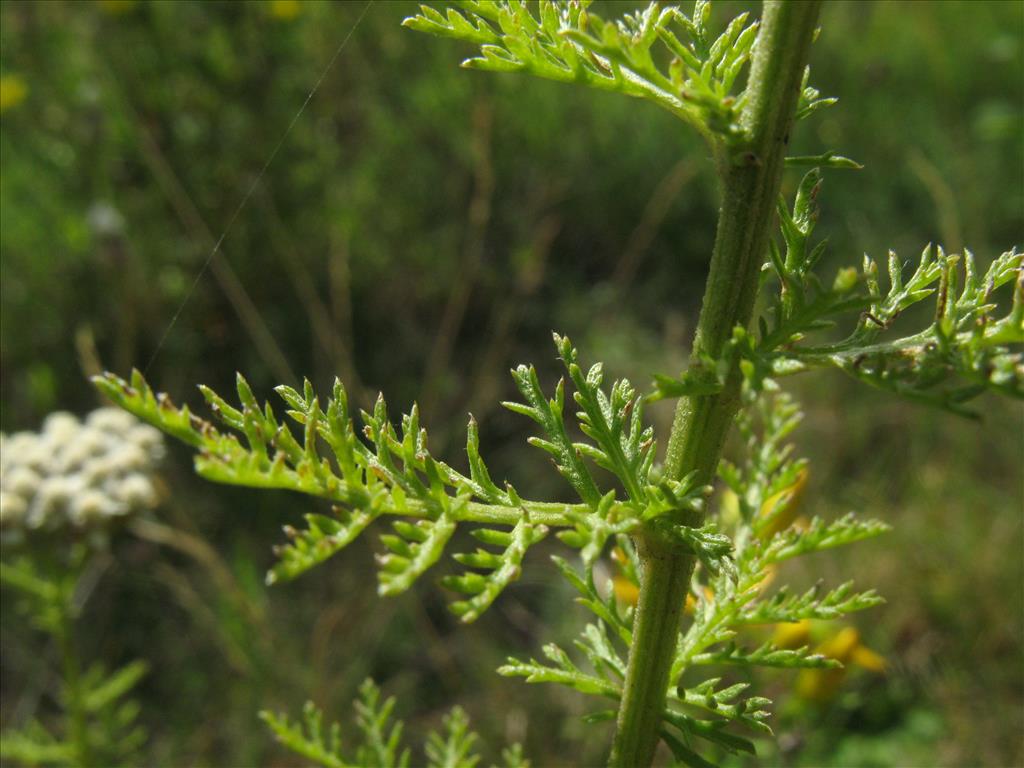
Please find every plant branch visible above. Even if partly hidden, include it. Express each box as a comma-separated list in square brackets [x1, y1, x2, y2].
[610, 3, 823, 765]
[58, 596, 90, 768]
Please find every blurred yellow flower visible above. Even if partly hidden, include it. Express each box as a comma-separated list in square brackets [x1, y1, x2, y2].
[97, 0, 137, 13]
[610, 565, 708, 614]
[753, 563, 777, 593]
[823, 627, 886, 672]
[758, 466, 809, 539]
[610, 547, 640, 606]
[684, 585, 715, 614]
[795, 625, 886, 701]
[612, 575, 639, 606]
[270, 0, 302, 20]
[0, 74, 28, 113]
[771, 618, 813, 649]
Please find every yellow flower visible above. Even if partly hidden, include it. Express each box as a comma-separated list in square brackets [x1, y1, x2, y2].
[771, 618, 812, 649]
[612, 575, 639, 606]
[753, 564, 777, 594]
[757, 466, 809, 539]
[610, 547, 640, 606]
[0, 74, 28, 113]
[685, 592, 697, 613]
[817, 626, 885, 670]
[611, 559, 708, 615]
[269, 0, 301, 20]
[684, 585, 715, 614]
[795, 626, 886, 701]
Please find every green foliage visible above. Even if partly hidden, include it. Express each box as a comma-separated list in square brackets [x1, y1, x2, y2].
[403, 0, 857, 182]
[442, 515, 548, 623]
[92, 333, 717, 622]
[88, 3, 911, 763]
[261, 679, 521, 768]
[98, 330, 855, 763]
[498, 391, 888, 765]
[0, 722, 77, 768]
[498, 557, 630, 699]
[262, 680, 409, 768]
[403, 0, 760, 153]
[74, 1, 1020, 765]
[0, 555, 148, 768]
[424, 707, 480, 768]
[92, 365, 562, 610]
[261, 700, 348, 768]
[654, 168, 1024, 414]
[758, 169, 1022, 410]
[91, 324, 743, 650]
[1, 0, 1022, 766]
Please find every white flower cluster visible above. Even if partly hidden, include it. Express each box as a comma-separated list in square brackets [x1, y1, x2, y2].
[1, 408, 165, 537]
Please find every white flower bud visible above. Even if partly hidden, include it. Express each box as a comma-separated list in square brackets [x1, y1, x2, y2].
[77, 428, 114, 459]
[115, 474, 158, 509]
[127, 424, 165, 461]
[3, 466, 41, 498]
[86, 408, 139, 436]
[79, 458, 110, 487]
[105, 445, 149, 474]
[30, 479, 68, 528]
[30, 475, 87, 528]
[53, 437, 100, 474]
[42, 412, 81, 442]
[0, 492, 28, 527]
[16, 438, 52, 473]
[3, 407, 164, 537]
[69, 488, 122, 526]
[5, 432, 38, 456]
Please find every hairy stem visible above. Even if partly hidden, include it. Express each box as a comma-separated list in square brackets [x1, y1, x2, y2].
[609, 3, 823, 765]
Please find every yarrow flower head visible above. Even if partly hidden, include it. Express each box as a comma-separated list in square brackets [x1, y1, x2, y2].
[0, 408, 165, 544]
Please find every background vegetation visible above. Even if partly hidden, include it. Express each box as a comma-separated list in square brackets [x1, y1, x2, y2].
[1, 1, 1021, 765]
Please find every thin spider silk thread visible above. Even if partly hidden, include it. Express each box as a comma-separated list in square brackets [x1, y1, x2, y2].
[143, 0, 373, 375]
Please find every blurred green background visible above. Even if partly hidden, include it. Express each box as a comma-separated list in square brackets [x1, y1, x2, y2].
[1, 0, 1021, 765]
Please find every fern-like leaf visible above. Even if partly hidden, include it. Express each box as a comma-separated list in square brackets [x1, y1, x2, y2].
[261, 701, 348, 768]
[353, 680, 412, 768]
[652, 168, 1022, 412]
[262, 681, 503, 768]
[736, 581, 884, 624]
[758, 513, 891, 565]
[425, 707, 480, 768]
[269, 506, 379, 585]
[92, 334, 677, 620]
[690, 640, 841, 669]
[758, 171, 1024, 412]
[404, 0, 789, 161]
[444, 514, 549, 623]
[92, 368, 568, 619]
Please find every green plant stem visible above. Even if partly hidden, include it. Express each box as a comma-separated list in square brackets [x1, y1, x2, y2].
[609, 3, 822, 766]
[196, 471, 582, 527]
[57, 577, 92, 768]
[406, 499, 579, 527]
